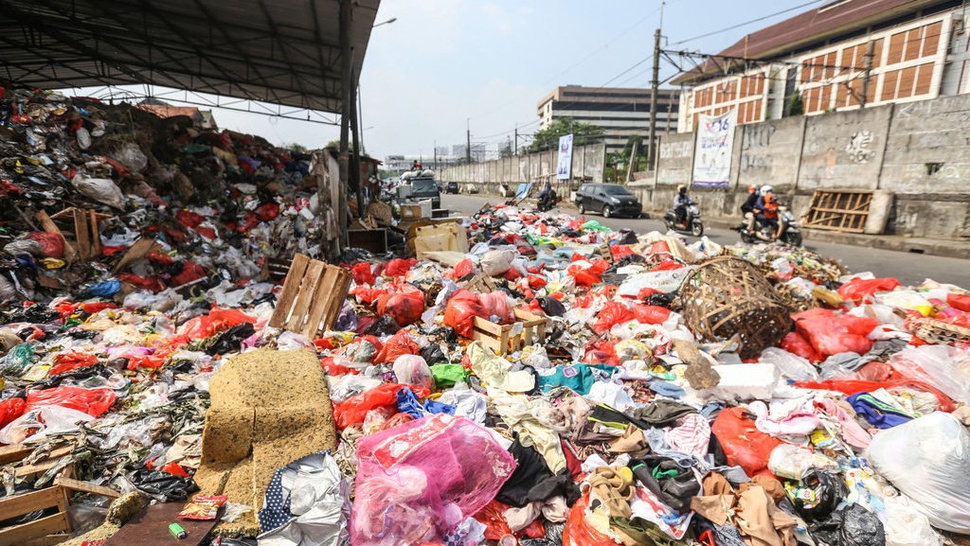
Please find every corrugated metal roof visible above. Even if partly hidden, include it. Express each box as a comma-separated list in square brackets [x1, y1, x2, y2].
[0, 0, 380, 113]
[673, 0, 946, 85]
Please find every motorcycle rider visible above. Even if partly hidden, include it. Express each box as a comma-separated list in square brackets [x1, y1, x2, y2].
[537, 182, 556, 211]
[673, 185, 691, 227]
[753, 185, 780, 239]
[741, 185, 759, 230]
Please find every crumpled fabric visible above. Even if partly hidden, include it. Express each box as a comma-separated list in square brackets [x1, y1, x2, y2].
[503, 496, 568, 532]
[468, 341, 512, 388]
[437, 388, 488, 423]
[690, 473, 796, 546]
[630, 398, 698, 427]
[489, 389, 566, 473]
[664, 413, 711, 458]
[257, 451, 350, 546]
[814, 397, 872, 449]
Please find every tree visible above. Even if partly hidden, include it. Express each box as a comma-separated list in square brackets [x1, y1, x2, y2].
[784, 91, 805, 118]
[524, 117, 605, 154]
[283, 142, 308, 153]
[499, 137, 514, 159]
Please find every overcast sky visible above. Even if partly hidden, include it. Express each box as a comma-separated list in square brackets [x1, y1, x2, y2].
[69, 0, 827, 160]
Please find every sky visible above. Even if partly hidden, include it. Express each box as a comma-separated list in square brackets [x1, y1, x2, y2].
[67, 0, 829, 160]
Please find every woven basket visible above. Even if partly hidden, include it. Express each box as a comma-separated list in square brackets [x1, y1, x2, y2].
[680, 257, 793, 359]
[909, 318, 970, 345]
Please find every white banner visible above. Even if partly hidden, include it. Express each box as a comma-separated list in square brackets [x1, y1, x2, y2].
[556, 134, 574, 180]
[692, 110, 737, 188]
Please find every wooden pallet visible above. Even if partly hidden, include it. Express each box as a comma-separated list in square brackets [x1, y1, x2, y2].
[48, 208, 111, 261]
[472, 309, 548, 355]
[0, 444, 120, 546]
[802, 190, 873, 233]
[268, 254, 352, 338]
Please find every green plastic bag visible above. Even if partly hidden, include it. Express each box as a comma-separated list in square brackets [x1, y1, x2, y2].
[430, 363, 469, 389]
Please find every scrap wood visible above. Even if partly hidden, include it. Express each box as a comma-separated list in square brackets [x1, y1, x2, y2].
[34, 210, 78, 262]
[111, 238, 160, 274]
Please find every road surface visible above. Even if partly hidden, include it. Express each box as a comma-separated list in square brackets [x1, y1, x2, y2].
[442, 193, 970, 288]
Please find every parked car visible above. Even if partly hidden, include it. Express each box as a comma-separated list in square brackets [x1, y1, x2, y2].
[574, 183, 642, 218]
[408, 175, 441, 209]
[445, 181, 459, 194]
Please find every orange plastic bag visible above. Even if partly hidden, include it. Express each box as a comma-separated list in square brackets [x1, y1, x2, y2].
[333, 383, 429, 431]
[562, 494, 621, 546]
[592, 302, 634, 334]
[26, 387, 116, 417]
[838, 277, 901, 302]
[49, 352, 99, 376]
[711, 407, 782, 478]
[632, 304, 671, 325]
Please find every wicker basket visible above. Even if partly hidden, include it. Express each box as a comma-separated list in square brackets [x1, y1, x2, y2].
[680, 256, 793, 359]
[908, 317, 970, 345]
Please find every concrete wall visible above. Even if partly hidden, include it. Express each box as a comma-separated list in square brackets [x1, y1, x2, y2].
[797, 105, 892, 191]
[438, 143, 606, 194]
[637, 93, 970, 240]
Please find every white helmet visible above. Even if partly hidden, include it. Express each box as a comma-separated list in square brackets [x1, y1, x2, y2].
[759, 185, 774, 196]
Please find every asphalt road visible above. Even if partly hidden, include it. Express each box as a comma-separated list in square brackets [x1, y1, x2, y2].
[442, 193, 970, 289]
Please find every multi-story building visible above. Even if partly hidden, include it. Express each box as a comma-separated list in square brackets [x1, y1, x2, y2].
[536, 86, 680, 154]
[674, 0, 970, 132]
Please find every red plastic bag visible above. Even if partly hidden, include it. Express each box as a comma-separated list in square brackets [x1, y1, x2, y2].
[180, 308, 256, 338]
[838, 277, 901, 302]
[711, 407, 782, 478]
[26, 387, 116, 417]
[611, 245, 635, 261]
[0, 399, 26, 429]
[780, 331, 823, 363]
[351, 262, 376, 286]
[454, 258, 476, 279]
[650, 259, 683, 272]
[333, 383, 428, 431]
[376, 291, 425, 327]
[583, 338, 619, 366]
[375, 330, 420, 364]
[24, 232, 65, 258]
[795, 312, 878, 359]
[384, 258, 418, 277]
[49, 352, 99, 376]
[562, 494, 621, 546]
[171, 262, 206, 287]
[948, 293, 970, 313]
[480, 292, 514, 323]
[444, 290, 489, 338]
[176, 209, 206, 228]
[568, 259, 610, 288]
[592, 302, 634, 334]
[353, 287, 389, 305]
[632, 304, 671, 325]
[117, 273, 166, 293]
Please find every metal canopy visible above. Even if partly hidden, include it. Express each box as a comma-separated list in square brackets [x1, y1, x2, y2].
[0, 0, 380, 114]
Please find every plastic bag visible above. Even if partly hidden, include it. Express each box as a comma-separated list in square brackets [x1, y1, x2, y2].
[351, 262, 376, 286]
[351, 414, 516, 546]
[454, 258, 476, 279]
[0, 398, 26, 429]
[561, 494, 620, 546]
[794, 310, 877, 359]
[72, 174, 126, 210]
[838, 277, 901, 302]
[444, 290, 488, 338]
[710, 407, 782, 478]
[867, 412, 970, 533]
[591, 302, 634, 334]
[0, 405, 94, 444]
[376, 291, 425, 327]
[179, 308, 257, 338]
[480, 291, 514, 323]
[375, 330, 420, 364]
[27, 386, 116, 416]
[392, 355, 434, 391]
[480, 250, 515, 277]
[882, 495, 945, 546]
[632, 304, 671, 325]
[809, 502, 885, 546]
[24, 232, 64, 258]
[780, 331, 823, 363]
[760, 347, 819, 382]
[50, 352, 99, 376]
[947, 293, 970, 313]
[129, 468, 199, 501]
[334, 383, 428, 431]
[384, 258, 417, 277]
[888, 345, 970, 405]
[767, 444, 838, 480]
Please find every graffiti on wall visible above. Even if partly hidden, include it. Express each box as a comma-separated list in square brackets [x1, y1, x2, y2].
[845, 130, 875, 163]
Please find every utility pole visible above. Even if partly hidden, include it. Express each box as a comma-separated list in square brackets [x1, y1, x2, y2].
[466, 118, 472, 163]
[647, 27, 661, 171]
[514, 124, 518, 156]
[860, 40, 875, 109]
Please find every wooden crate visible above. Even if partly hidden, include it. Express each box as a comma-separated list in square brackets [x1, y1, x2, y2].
[348, 229, 388, 254]
[49, 208, 111, 261]
[269, 254, 352, 338]
[472, 309, 548, 355]
[802, 190, 873, 233]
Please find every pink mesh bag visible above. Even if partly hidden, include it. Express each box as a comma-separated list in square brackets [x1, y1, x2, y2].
[351, 413, 517, 545]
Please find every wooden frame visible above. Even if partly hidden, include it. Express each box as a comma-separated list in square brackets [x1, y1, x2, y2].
[472, 309, 548, 355]
[802, 190, 874, 233]
[268, 254, 352, 338]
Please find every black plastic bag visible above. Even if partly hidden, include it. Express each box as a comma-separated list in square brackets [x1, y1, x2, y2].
[630, 455, 699, 514]
[206, 322, 256, 355]
[809, 503, 885, 546]
[129, 468, 198, 501]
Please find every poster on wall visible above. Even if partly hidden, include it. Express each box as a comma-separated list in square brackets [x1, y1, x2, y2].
[556, 134, 574, 180]
[692, 109, 737, 188]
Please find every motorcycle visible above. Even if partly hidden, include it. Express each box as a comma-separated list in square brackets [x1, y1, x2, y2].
[536, 191, 559, 212]
[737, 205, 803, 246]
[663, 201, 704, 237]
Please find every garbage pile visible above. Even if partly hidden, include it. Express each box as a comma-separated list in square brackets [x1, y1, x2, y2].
[3, 88, 970, 546]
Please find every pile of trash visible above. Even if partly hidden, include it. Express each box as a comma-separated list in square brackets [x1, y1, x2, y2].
[3, 86, 970, 546]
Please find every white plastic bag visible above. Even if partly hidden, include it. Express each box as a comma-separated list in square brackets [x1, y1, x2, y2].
[767, 444, 838, 480]
[480, 250, 515, 277]
[72, 174, 126, 210]
[883, 495, 945, 546]
[0, 406, 94, 444]
[889, 345, 970, 405]
[867, 412, 970, 533]
[392, 355, 433, 391]
[760, 347, 819, 382]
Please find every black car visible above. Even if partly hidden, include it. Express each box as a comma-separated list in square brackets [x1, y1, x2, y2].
[445, 181, 459, 194]
[574, 183, 642, 218]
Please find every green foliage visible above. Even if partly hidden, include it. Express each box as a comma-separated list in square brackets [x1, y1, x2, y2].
[784, 91, 805, 118]
[524, 117, 605, 154]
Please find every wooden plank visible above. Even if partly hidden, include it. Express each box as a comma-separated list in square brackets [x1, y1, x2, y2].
[303, 265, 341, 338]
[269, 254, 311, 328]
[0, 487, 63, 522]
[285, 260, 325, 332]
[472, 317, 507, 337]
[53, 477, 121, 498]
[102, 501, 218, 546]
[111, 238, 160, 274]
[0, 512, 70, 546]
[0, 445, 72, 466]
[319, 268, 351, 335]
[86, 210, 102, 258]
[72, 209, 90, 262]
[33, 211, 78, 263]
